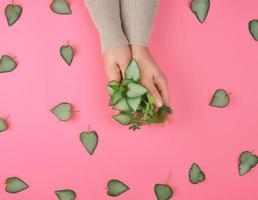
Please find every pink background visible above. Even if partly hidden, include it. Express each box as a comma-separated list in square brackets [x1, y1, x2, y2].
[0, 0, 258, 199]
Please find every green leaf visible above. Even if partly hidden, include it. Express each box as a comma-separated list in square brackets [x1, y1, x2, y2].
[126, 82, 148, 98]
[55, 189, 76, 200]
[5, 177, 29, 193]
[50, 0, 72, 15]
[121, 79, 134, 86]
[209, 89, 230, 108]
[147, 93, 155, 105]
[60, 45, 74, 65]
[154, 184, 173, 200]
[147, 112, 165, 124]
[51, 102, 72, 121]
[190, 0, 210, 23]
[5, 4, 23, 26]
[147, 105, 172, 124]
[238, 151, 258, 176]
[0, 55, 17, 73]
[159, 105, 173, 115]
[0, 118, 8, 132]
[107, 179, 129, 197]
[188, 163, 206, 184]
[80, 131, 98, 155]
[112, 113, 132, 125]
[125, 59, 141, 82]
[107, 80, 120, 96]
[127, 97, 142, 111]
[249, 19, 258, 41]
[113, 98, 132, 112]
[109, 91, 123, 106]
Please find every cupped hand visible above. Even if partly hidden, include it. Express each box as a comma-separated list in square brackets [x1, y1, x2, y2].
[102, 45, 132, 82]
[131, 45, 170, 107]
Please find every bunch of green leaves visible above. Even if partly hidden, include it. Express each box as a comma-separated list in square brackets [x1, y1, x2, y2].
[107, 59, 172, 131]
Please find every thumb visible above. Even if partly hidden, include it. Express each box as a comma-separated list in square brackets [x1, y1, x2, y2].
[117, 59, 131, 79]
[105, 64, 122, 82]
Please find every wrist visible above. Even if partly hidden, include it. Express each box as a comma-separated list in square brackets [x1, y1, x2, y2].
[131, 45, 150, 60]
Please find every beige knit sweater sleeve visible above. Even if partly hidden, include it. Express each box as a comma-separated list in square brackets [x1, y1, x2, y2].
[84, 0, 159, 53]
[121, 0, 160, 46]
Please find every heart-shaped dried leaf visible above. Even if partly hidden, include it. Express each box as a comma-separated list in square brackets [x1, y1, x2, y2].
[80, 131, 98, 155]
[190, 0, 210, 23]
[5, 4, 23, 26]
[60, 45, 74, 65]
[125, 59, 141, 82]
[0, 118, 8, 132]
[126, 82, 148, 98]
[0, 55, 17, 73]
[51, 102, 72, 121]
[5, 177, 29, 193]
[127, 96, 142, 111]
[238, 151, 258, 176]
[107, 179, 129, 197]
[112, 113, 132, 125]
[154, 184, 173, 200]
[113, 98, 132, 112]
[209, 89, 230, 108]
[51, 0, 72, 15]
[249, 19, 258, 41]
[55, 189, 76, 200]
[189, 163, 205, 184]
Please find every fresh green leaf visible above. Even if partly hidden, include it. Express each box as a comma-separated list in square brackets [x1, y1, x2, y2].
[209, 89, 230, 108]
[107, 80, 120, 96]
[147, 105, 172, 124]
[55, 189, 76, 200]
[190, 0, 210, 23]
[50, 0, 72, 15]
[0, 55, 17, 73]
[5, 4, 23, 26]
[126, 82, 148, 98]
[113, 98, 132, 112]
[5, 177, 29, 193]
[147, 93, 155, 105]
[188, 163, 205, 184]
[109, 91, 122, 106]
[159, 105, 173, 115]
[238, 151, 258, 176]
[154, 184, 173, 200]
[51, 102, 72, 121]
[127, 97, 142, 111]
[249, 19, 258, 41]
[60, 45, 74, 65]
[147, 112, 165, 124]
[121, 79, 134, 86]
[107, 179, 129, 197]
[80, 131, 98, 155]
[0, 118, 8, 132]
[112, 113, 132, 125]
[125, 59, 141, 82]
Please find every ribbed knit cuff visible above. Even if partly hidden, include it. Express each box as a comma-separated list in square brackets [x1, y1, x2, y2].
[85, 0, 129, 53]
[121, 0, 160, 46]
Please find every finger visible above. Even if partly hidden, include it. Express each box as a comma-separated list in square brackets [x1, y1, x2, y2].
[154, 76, 170, 106]
[117, 59, 131, 79]
[105, 64, 122, 82]
[142, 81, 163, 107]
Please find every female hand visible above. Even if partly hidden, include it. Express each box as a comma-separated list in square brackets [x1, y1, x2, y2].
[102, 45, 132, 82]
[131, 45, 170, 107]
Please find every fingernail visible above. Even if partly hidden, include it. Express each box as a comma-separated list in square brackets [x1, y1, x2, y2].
[155, 98, 163, 107]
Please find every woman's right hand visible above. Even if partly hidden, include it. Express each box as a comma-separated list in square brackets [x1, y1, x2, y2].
[102, 45, 132, 82]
